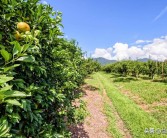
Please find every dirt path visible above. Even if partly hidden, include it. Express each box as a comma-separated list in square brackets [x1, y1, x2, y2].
[70, 84, 110, 138]
[70, 83, 132, 138]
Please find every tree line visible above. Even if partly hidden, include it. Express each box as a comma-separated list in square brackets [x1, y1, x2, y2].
[102, 60, 167, 80]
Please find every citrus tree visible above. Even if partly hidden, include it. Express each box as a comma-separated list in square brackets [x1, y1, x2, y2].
[102, 60, 166, 80]
[0, 0, 89, 137]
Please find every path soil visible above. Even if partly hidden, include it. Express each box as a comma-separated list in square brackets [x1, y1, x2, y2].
[70, 84, 110, 138]
[70, 83, 132, 138]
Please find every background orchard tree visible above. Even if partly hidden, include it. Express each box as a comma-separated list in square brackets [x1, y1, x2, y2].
[147, 60, 156, 79]
[102, 59, 167, 81]
[82, 58, 101, 74]
[131, 61, 144, 78]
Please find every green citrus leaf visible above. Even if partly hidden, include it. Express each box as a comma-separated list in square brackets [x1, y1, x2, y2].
[0, 49, 10, 61]
[17, 55, 35, 62]
[5, 99, 21, 106]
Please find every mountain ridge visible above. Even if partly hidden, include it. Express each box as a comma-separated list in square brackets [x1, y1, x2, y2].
[93, 57, 150, 65]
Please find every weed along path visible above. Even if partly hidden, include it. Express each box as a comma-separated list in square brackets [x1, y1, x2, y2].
[71, 72, 167, 138]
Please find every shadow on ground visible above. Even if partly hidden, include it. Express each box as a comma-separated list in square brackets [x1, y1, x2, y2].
[69, 123, 89, 138]
[74, 84, 99, 98]
[113, 77, 138, 82]
[86, 75, 93, 79]
[110, 73, 123, 78]
[152, 79, 167, 84]
[82, 84, 100, 91]
[73, 88, 88, 99]
[140, 76, 151, 80]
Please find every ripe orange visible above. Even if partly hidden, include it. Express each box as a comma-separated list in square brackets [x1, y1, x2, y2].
[17, 22, 30, 32]
[15, 31, 21, 40]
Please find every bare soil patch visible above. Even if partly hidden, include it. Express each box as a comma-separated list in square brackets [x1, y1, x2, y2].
[70, 84, 134, 138]
[118, 87, 167, 113]
[70, 84, 110, 138]
[119, 89, 151, 112]
[151, 98, 167, 107]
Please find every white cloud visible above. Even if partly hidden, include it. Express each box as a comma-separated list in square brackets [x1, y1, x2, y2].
[135, 39, 151, 44]
[112, 43, 129, 60]
[106, 47, 113, 53]
[154, 6, 167, 22]
[128, 46, 145, 59]
[92, 36, 167, 61]
[143, 37, 167, 60]
[41, 0, 48, 4]
[92, 48, 112, 60]
[135, 40, 145, 44]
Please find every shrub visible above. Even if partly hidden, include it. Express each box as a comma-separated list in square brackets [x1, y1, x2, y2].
[0, 0, 89, 137]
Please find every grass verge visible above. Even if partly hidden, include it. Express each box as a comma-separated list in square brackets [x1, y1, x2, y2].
[85, 73, 124, 138]
[110, 74, 167, 104]
[106, 73, 167, 128]
[96, 72, 166, 138]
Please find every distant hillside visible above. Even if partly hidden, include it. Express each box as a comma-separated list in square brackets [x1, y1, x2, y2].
[93, 57, 116, 65]
[137, 58, 150, 62]
[93, 57, 150, 65]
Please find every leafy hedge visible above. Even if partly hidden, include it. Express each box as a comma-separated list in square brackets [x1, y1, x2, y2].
[0, 0, 97, 137]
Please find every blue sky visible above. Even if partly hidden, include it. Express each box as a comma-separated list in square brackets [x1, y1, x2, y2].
[41, 0, 167, 60]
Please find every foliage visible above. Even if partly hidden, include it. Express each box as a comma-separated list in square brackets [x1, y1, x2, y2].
[0, 117, 11, 138]
[102, 60, 167, 80]
[82, 58, 101, 74]
[73, 99, 88, 124]
[0, 0, 93, 137]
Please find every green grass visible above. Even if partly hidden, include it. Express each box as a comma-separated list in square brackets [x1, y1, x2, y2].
[85, 73, 104, 94]
[109, 74, 167, 104]
[85, 73, 123, 138]
[151, 106, 167, 126]
[104, 102, 123, 138]
[86, 72, 167, 138]
[103, 72, 167, 128]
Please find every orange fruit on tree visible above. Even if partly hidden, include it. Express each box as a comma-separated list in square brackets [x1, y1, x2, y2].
[15, 31, 21, 40]
[17, 22, 30, 32]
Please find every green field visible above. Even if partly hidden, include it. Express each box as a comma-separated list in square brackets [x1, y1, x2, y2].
[85, 72, 167, 138]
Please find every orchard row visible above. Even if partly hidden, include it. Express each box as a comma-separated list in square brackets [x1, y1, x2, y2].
[0, 0, 100, 137]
